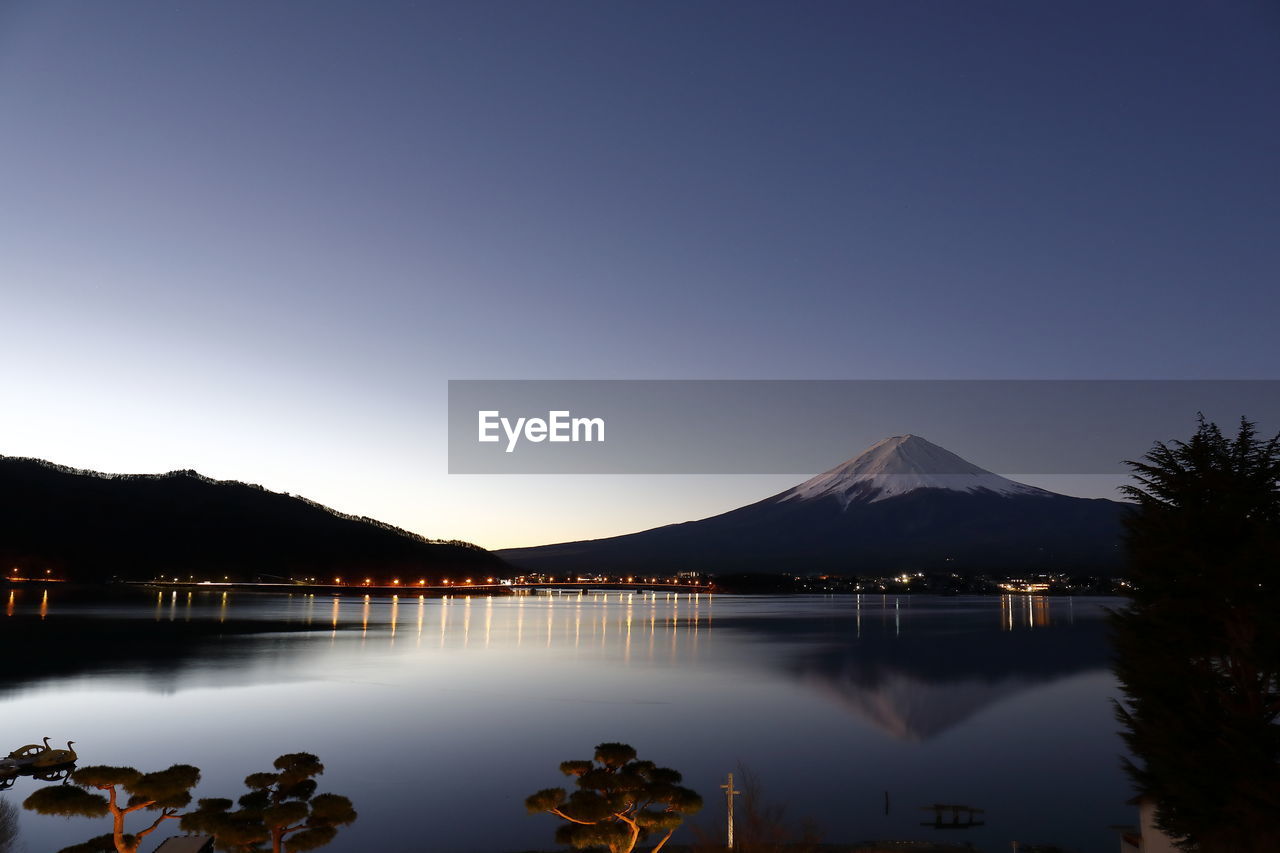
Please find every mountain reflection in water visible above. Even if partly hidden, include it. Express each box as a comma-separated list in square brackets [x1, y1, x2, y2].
[749, 596, 1110, 740]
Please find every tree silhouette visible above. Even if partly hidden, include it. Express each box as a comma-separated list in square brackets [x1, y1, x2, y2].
[1112, 416, 1280, 851]
[0, 798, 18, 853]
[181, 753, 356, 853]
[22, 764, 200, 853]
[526, 742, 702, 853]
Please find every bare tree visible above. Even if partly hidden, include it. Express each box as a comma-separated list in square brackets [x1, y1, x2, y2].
[692, 764, 821, 853]
[0, 797, 20, 853]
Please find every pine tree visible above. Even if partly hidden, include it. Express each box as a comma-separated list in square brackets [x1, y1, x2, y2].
[181, 753, 356, 853]
[22, 764, 201, 853]
[1113, 416, 1280, 851]
[526, 743, 702, 853]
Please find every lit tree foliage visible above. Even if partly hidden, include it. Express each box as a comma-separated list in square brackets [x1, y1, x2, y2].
[1113, 416, 1280, 851]
[22, 764, 200, 853]
[181, 753, 356, 853]
[526, 742, 702, 853]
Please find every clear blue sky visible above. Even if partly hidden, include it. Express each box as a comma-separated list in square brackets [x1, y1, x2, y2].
[2, 1, 1277, 548]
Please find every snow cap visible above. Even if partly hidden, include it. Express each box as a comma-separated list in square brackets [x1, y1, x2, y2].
[779, 434, 1049, 508]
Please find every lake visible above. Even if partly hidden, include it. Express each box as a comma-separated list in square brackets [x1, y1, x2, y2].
[0, 587, 1133, 852]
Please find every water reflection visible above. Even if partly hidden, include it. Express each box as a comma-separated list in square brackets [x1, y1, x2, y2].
[999, 593, 1053, 630]
[7, 584, 732, 671]
[712, 595, 1111, 741]
[1, 587, 1125, 853]
[2, 590, 1103, 713]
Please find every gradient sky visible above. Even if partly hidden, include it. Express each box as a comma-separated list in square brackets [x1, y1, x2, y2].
[2, 1, 1278, 549]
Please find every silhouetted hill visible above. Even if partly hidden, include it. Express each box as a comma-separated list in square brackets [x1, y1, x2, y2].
[0, 456, 506, 582]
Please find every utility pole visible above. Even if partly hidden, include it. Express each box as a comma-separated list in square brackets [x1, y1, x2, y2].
[721, 772, 741, 850]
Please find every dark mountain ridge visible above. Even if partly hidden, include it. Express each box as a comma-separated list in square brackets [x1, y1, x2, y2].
[0, 455, 505, 582]
[498, 435, 1131, 575]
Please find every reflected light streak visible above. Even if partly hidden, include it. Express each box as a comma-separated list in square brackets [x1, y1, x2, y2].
[6, 590, 14, 618]
[998, 594, 1053, 630]
[648, 597, 656, 662]
[669, 596, 677, 663]
[40, 589, 48, 620]
[516, 595, 524, 648]
[624, 597, 632, 665]
[440, 597, 449, 649]
[463, 596, 471, 648]
[484, 596, 492, 649]
[692, 594, 700, 656]
[1034, 595, 1050, 628]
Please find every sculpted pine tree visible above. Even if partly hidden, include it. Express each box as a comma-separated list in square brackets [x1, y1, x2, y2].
[1113, 417, 1280, 851]
[526, 743, 702, 853]
[22, 764, 201, 853]
[181, 753, 357, 853]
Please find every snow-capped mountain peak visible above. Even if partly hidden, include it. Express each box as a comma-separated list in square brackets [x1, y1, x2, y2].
[778, 434, 1050, 508]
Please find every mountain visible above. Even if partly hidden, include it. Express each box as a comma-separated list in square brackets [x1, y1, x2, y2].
[0, 456, 506, 583]
[497, 435, 1131, 575]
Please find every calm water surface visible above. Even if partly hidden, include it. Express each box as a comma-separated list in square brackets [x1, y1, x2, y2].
[0, 588, 1131, 852]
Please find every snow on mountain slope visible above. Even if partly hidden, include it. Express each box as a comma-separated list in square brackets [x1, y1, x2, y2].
[778, 434, 1051, 509]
